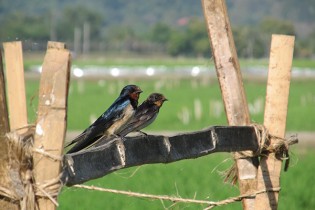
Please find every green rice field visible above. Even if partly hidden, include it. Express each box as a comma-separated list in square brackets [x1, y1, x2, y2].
[26, 78, 315, 132]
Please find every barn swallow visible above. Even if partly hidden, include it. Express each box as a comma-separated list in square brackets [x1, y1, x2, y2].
[118, 93, 168, 137]
[65, 85, 142, 153]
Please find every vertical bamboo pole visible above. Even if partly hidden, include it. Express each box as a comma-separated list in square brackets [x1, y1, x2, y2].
[255, 35, 295, 209]
[202, 0, 258, 209]
[0, 47, 18, 210]
[0, 50, 9, 133]
[3, 41, 28, 132]
[33, 41, 71, 210]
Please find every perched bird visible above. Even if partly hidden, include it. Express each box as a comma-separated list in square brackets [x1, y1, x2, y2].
[65, 85, 142, 153]
[118, 93, 168, 137]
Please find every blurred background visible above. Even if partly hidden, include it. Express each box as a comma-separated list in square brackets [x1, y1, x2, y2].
[1, 0, 315, 209]
[1, 0, 314, 58]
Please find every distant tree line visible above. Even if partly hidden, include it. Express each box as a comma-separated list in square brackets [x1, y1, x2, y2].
[0, 6, 314, 58]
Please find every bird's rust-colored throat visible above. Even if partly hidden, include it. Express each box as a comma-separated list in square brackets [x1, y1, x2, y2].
[130, 91, 141, 101]
[154, 99, 167, 107]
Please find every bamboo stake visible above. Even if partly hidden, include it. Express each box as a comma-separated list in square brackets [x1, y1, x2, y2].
[33, 41, 71, 210]
[3, 41, 28, 132]
[255, 35, 295, 210]
[0, 50, 9, 134]
[0, 46, 18, 210]
[202, 0, 258, 209]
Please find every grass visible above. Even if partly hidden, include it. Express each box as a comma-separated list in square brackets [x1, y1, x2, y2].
[26, 78, 315, 131]
[292, 59, 315, 69]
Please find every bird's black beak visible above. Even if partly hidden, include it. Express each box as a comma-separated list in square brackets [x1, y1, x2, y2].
[136, 89, 143, 94]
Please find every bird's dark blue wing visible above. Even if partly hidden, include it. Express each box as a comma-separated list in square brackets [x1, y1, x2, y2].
[66, 97, 130, 153]
[91, 97, 130, 128]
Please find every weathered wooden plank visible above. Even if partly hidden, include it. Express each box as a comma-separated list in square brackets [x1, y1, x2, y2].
[62, 126, 259, 186]
[202, 1, 258, 209]
[255, 35, 295, 210]
[0, 45, 18, 210]
[33, 41, 71, 210]
[0, 50, 9, 134]
[3, 41, 28, 132]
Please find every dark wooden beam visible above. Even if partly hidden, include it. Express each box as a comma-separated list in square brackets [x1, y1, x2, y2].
[62, 126, 258, 186]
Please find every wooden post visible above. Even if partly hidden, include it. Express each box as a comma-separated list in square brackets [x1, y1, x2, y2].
[255, 35, 295, 209]
[0, 50, 9, 133]
[0, 47, 18, 210]
[202, 0, 258, 209]
[3, 41, 28, 132]
[33, 41, 71, 210]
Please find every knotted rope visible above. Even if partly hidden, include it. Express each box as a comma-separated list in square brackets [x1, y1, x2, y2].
[224, 123, 298, 184]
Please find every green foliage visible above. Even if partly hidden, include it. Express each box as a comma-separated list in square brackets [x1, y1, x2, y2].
[167, 18, 210, 57]
[294, 29, 315, 58]
[168, 32, 190, 56]
[0, 12, 50, 41]
[56, 5, 103, 41]
[187, 18, 211, 57]
[1, 1, 315, 57]
[233, 27, 265, 58]
[149, 23, 172, 44]
[259, 18, 296, 36]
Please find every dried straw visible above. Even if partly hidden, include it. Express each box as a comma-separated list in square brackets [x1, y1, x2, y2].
[0, 127, 63, 210]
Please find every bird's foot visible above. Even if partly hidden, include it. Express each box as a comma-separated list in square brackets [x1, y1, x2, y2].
[137, 130, 148, 136]
[114, 134, 127, 141]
